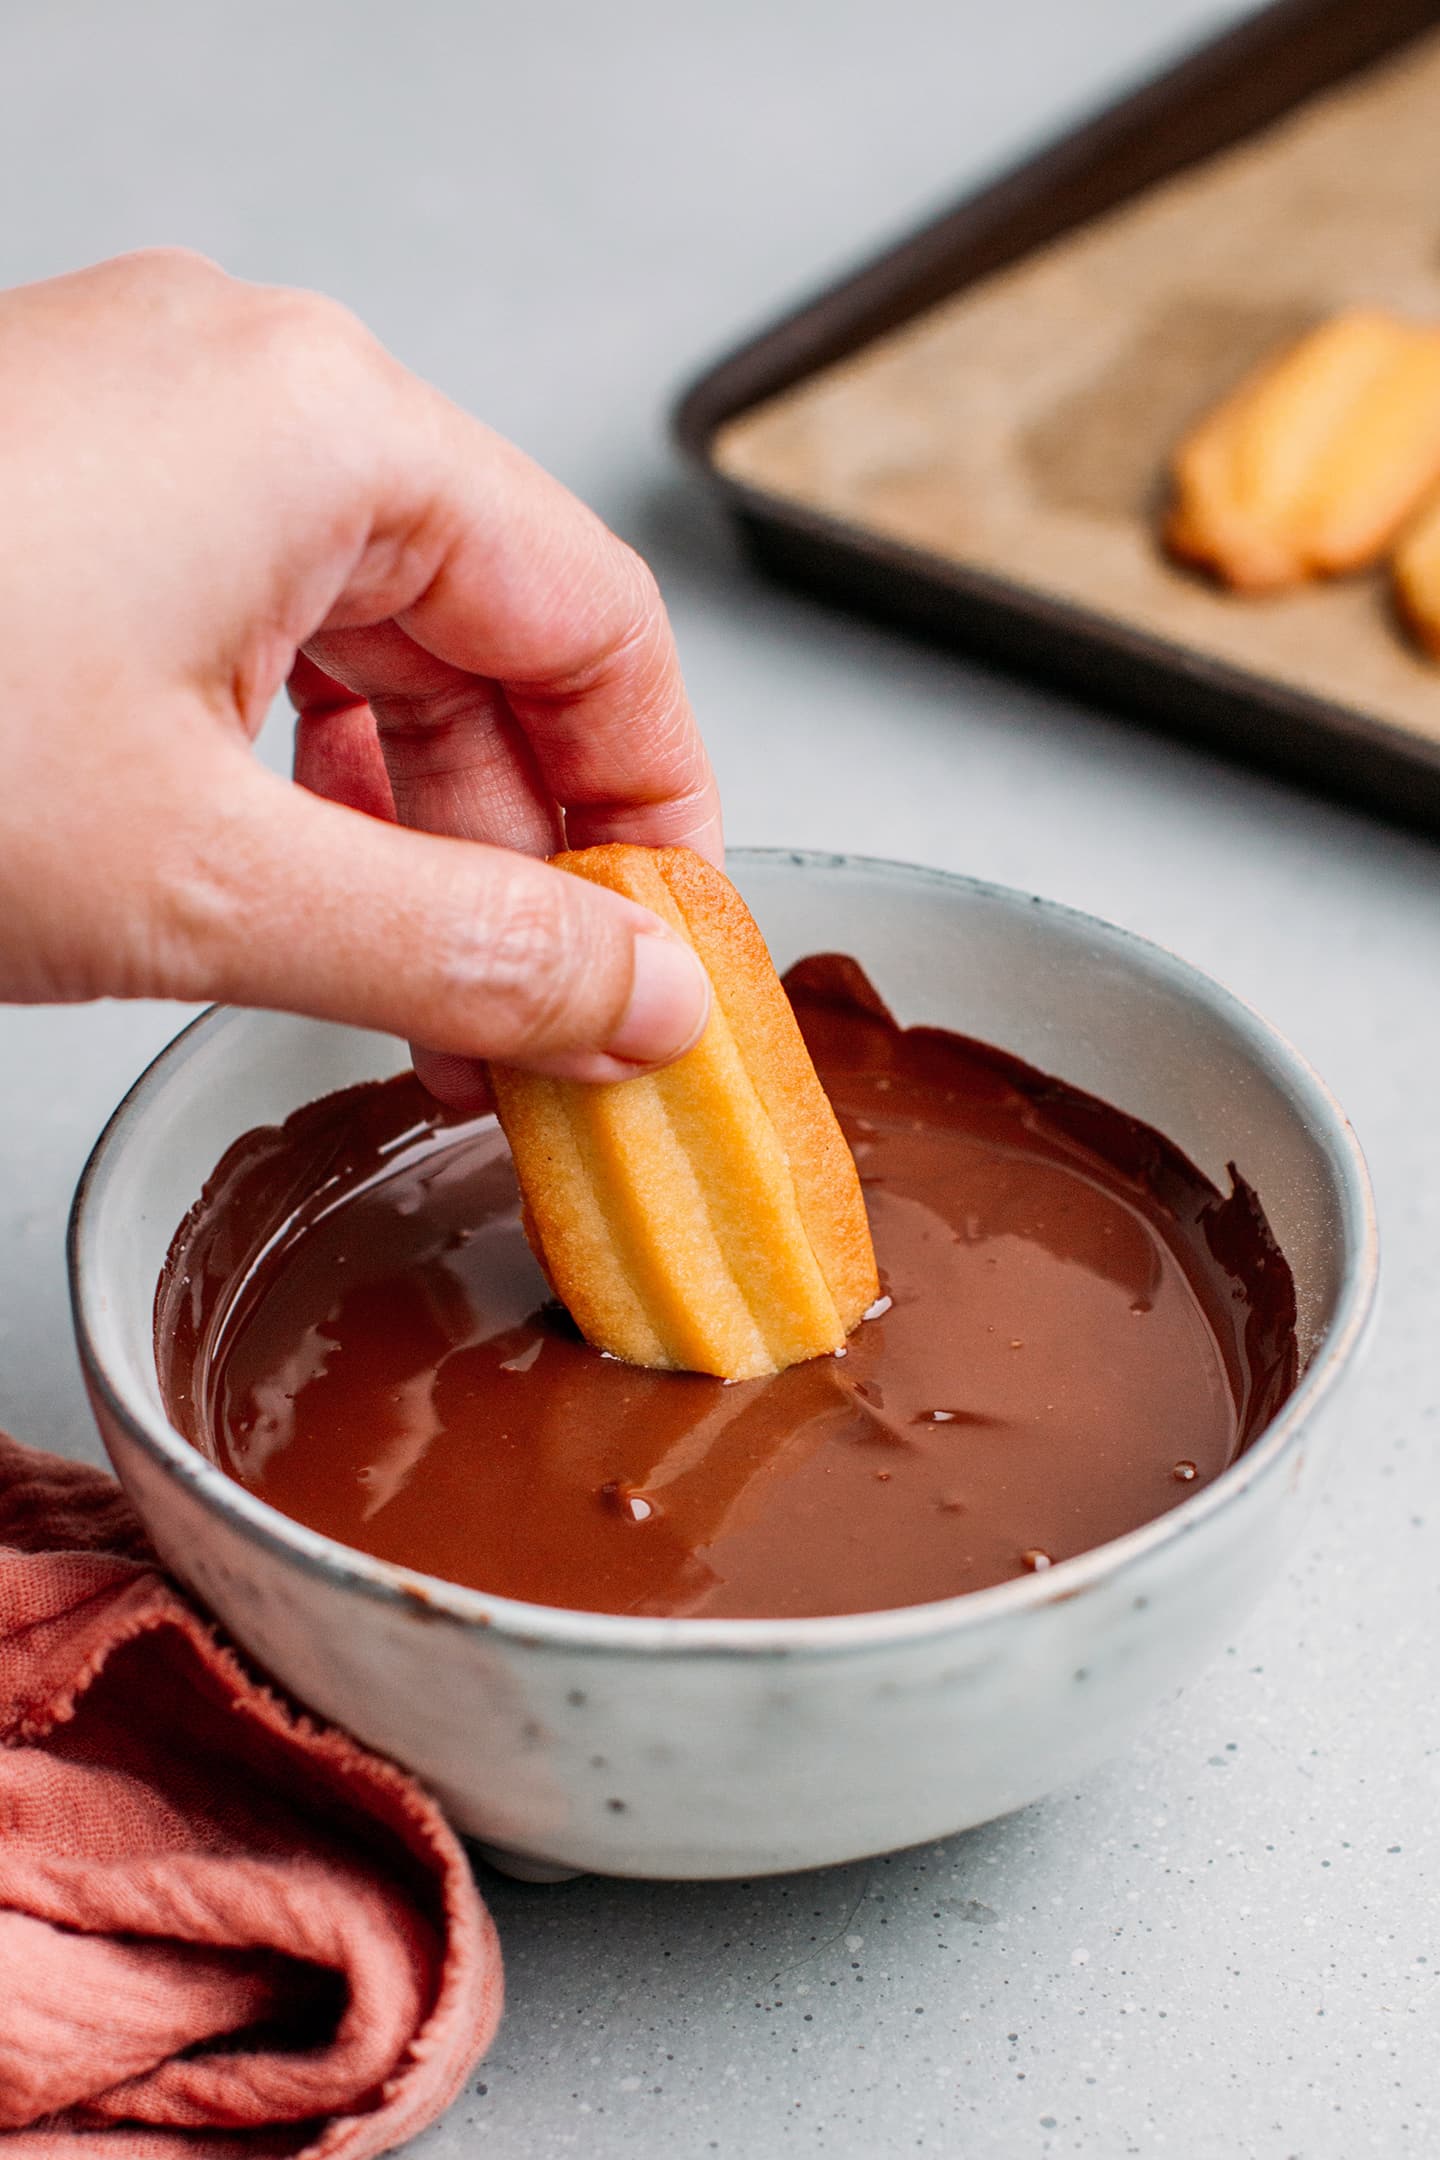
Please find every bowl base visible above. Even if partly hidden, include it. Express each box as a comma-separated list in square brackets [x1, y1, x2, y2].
[473, 1841, 585, 1884]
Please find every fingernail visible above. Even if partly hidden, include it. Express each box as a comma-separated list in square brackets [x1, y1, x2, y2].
[606, 930, 711, 1066]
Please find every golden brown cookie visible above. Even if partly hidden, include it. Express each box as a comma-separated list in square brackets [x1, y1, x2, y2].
[1393, 487, 1440, 658]
[1165, 309, 1440, 592]
[488, 845, 879, 1380]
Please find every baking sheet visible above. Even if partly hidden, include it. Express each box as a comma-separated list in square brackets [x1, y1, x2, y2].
[713, 29, 1440, 751]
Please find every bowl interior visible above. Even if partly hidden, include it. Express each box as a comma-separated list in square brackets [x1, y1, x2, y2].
[75, 852, 1371, 1551]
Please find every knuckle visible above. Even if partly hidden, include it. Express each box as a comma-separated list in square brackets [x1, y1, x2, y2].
[93, 767, 266, 1005]
[282, 285, 371, 350]
[616, 539, 663, 615]
[373, 684, 499, 764]
[238, 286, 383, 416]
[127, 833, 244, 1003]
[450, 882, 618, 1055]
[544, 550, 668, 705]
[115, 243, 226, 292]
[93, 248, 232, 346]
[610, 547, 668, 661]
[484, 900, 579, 1044]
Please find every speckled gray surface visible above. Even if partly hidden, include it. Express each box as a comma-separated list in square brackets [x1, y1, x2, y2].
[1, 2, 1436, 2153]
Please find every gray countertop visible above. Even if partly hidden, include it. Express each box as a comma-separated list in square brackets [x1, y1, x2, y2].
[1, 3, 1435, 2154]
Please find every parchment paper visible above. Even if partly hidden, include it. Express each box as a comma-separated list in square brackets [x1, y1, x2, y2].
[715, 32, 1440, 743]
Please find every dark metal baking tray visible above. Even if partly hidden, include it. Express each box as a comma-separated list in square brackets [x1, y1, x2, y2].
[672, 0, 1440, 834]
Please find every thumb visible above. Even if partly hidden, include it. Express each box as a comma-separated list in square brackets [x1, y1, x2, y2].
[184, 767, 711, 1081]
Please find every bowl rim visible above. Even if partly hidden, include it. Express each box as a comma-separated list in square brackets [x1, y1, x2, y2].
[69, 849, 1379, 1660]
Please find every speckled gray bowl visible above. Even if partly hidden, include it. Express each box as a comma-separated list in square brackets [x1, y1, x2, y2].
[69, 852, 1376, 1879]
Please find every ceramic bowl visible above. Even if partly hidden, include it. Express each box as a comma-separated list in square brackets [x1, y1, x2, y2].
[69, 852, 1377, 1879]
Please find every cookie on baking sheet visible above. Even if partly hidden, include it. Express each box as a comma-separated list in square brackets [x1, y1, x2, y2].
[1165, 308, 1440, 593]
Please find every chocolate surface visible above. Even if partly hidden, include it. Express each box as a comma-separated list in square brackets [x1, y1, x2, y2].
[156, 957, 1297, 1619]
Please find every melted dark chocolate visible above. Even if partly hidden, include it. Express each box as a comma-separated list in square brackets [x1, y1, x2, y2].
[156, 957, 1297, 1619]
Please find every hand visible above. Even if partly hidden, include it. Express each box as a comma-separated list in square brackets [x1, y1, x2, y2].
[0, 250, 721, 1100]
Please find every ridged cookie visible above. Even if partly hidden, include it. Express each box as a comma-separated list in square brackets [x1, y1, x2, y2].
[488, 845, 879, 1380]
[1165, 309, 1440, 592]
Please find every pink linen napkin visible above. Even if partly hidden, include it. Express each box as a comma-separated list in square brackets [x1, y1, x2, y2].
[0, 1433, 502, 2155]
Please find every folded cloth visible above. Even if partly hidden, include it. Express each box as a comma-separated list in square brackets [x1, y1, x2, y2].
[0, 1433, 503, 2157]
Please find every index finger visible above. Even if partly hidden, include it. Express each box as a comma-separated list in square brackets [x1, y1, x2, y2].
[310, 370, 724, 864]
